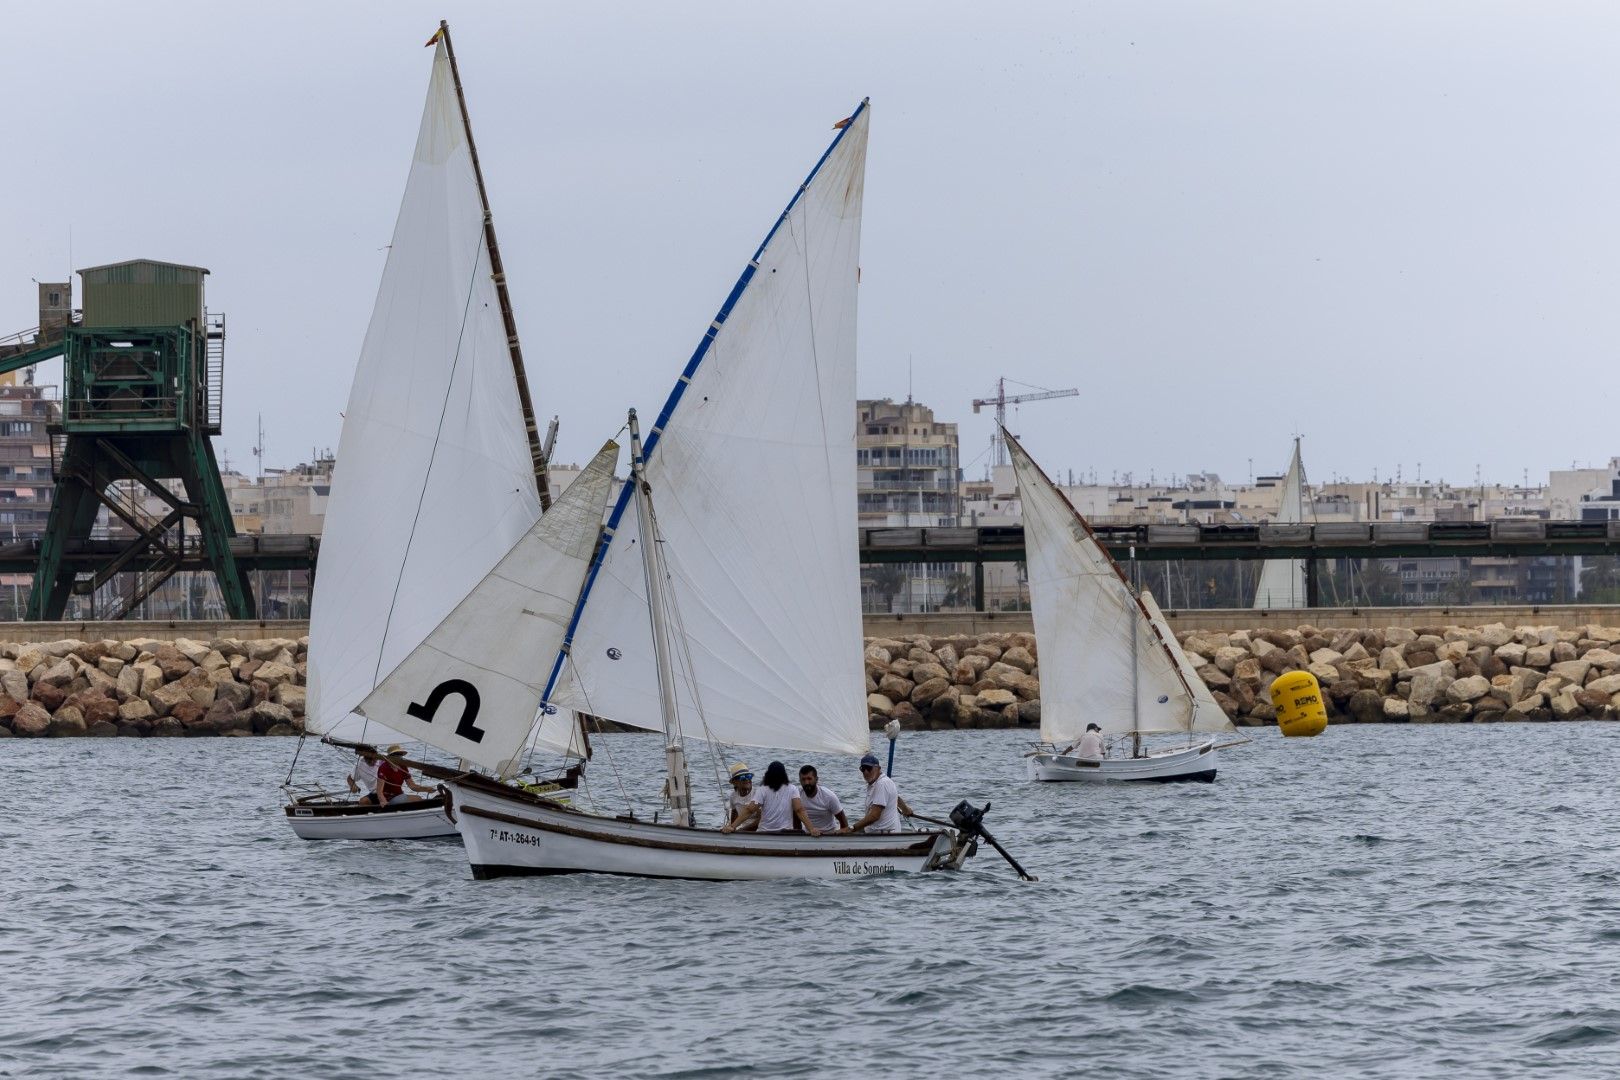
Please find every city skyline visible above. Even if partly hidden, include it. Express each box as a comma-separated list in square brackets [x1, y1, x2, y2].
[8, 4, 1620, 490]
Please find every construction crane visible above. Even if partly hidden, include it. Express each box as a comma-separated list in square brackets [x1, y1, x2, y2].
[971, 377, 1079, 467]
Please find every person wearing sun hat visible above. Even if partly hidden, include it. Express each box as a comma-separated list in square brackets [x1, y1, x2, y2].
[847, 753, 912, 834]
[375, 745, 436, 805]
[721, 762, 761, 832]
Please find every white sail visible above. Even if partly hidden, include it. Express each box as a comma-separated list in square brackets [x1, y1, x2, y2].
[546, 104, 871, 756]
[1005, 429, 1190, 744]
[1140, 590, 1235, 734]
[1254, 438, 1307, 608]
[529, 710, 588, 760]
[355, 442, 618, 774]
[306, 40, 541, 742]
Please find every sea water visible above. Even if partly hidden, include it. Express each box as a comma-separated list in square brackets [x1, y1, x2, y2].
[4, 724, 1619, 1078]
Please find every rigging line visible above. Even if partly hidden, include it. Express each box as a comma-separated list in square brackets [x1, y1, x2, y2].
[575, 683, 633, 813]
[363, 222, 490, 736]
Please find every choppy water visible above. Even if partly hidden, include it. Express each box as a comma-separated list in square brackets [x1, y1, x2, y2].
[5, 724, 1620, 1078]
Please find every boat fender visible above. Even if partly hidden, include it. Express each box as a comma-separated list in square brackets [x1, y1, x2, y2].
[1270, 671, 1328, 737]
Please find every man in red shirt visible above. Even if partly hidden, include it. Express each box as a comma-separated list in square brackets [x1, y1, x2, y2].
[376, 745, 436, 805]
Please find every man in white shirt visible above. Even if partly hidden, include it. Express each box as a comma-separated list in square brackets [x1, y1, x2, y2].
[848, 754, 912, 834]
[346, 747, 381, 805]
[722, 762, 761, 831]
[795, 764, 849, 834]
[1065, 723, 1106, 760]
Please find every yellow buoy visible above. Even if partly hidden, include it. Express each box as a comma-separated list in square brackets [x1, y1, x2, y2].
[1271, 670, 1328, 737]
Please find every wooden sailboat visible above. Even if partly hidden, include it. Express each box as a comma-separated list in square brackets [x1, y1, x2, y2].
[375, 100, 984, 878]
[284, 23, 565, 840]
[1004, 427, 1238, 784]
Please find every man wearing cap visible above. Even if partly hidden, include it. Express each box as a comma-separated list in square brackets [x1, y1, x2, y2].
[721, 762, 761, 832]
[1065, 723, 1106, 759]
[847, 754, 913, 834]
[376, 745, 437, 805]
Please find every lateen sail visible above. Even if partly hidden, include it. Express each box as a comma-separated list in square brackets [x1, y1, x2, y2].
[306, 40, 541, 742]
[1254, 438, 1307, 608]
[1004, 429, 1192, 743]
[356, 441, 619, 774]
[1140, 590, 1235, 735]
[546, 104, 872, 756]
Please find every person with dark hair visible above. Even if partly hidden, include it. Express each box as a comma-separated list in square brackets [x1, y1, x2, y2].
[752, 760, 819, 835]
[795, 764, 848, 833]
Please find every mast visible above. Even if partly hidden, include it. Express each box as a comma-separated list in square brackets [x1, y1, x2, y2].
[1130, 581, 1142, 759]
[436, 19, 553, 510]
[627, 409, 693, 826]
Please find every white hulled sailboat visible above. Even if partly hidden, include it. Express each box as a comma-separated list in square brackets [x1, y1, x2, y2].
[380, 100, 983, 879]
[284, 24, 572, 840]
[1006, 427, 1238, 783]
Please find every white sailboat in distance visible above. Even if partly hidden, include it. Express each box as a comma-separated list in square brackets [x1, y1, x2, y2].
[1005, 427, 1239, 783]
[1254, 437, 1308, 608]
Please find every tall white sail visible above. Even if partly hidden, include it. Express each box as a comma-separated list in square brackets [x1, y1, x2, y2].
[1005, 429, 1191, 744]
[1141, 590, 1235, 734]
[355, 442, 618, 774]
[1254, 438, 1307, 608]
[546, 104, 871, 756]
[307, 40, 541, 742]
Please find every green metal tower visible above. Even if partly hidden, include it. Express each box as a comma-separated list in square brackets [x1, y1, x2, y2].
[4, 260, 254, 619]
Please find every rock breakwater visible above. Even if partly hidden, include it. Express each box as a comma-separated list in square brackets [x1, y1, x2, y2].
[10, 620, 1619, 739]
[864, 621, 1620, 730]
[0, 636, 307, 738]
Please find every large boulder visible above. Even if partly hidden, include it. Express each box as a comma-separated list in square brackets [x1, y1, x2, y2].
[866, 693, 894, 718]
[30, 682, 66, 711]
[910, 661, 949, 685]
[38, 658, 77, 688]
[215, 678, 254, 711]
[1446, 675, 1491, 704]
[151, 645, 195, 682]
[1383, 697, 1411, 721]
[909, 677, 952, 706]
[1550, 659, 1592, 686]
[1, 670, 28, 705]
[251, 701, 295, 734]
[271, 683, 306, 715]
[977, 688, 1016, 708]
[998, 646, 1035, 673]
[1347, 688, 1384, 724]
[118, 699, 155, 722]
[47, 705, 86, 737]
[144, 681, 193, 718]
[11, 702, 50, 737]
[877, 674, 914, 701]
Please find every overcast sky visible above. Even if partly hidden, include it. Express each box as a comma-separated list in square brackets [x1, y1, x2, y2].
[5, 1, 1619, 490]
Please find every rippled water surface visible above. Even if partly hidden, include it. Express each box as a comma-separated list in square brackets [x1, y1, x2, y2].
[6, 724, 1620, 1078]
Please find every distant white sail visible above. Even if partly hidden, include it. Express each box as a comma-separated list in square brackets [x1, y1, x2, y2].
[546, 104, 872, 756]
[1005, 430, 1194, 744]
[356, 442, 618, 774]
[1254, 439, 1307, 608]
[1140, 590, 1235, 735]
[307, 40, 541, 742]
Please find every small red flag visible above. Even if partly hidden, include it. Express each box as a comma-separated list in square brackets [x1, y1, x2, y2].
[425, 28, 445, 47]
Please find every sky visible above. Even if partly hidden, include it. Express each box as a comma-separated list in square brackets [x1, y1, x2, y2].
[4, 0, 1619, 490]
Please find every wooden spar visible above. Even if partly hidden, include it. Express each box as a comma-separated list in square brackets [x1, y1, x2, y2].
[1000, 425, 1205, 717]
[436, 20, 553, 511]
